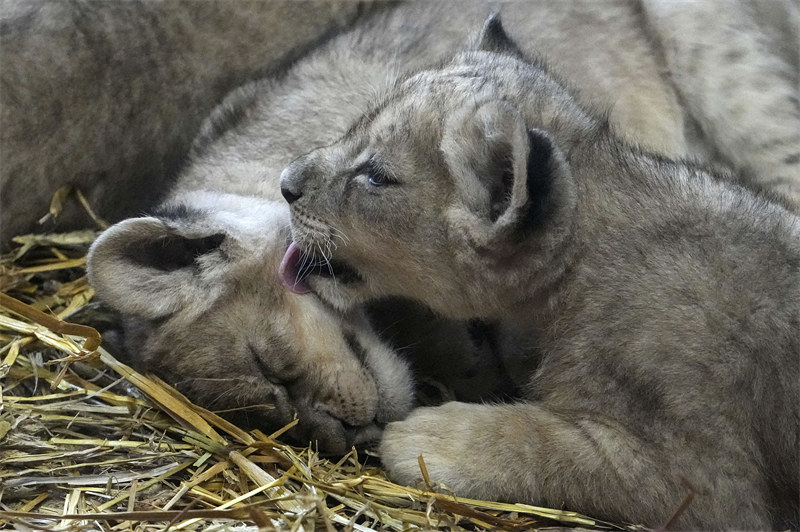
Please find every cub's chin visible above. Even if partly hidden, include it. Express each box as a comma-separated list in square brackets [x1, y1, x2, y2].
[279, 240, 370, 311]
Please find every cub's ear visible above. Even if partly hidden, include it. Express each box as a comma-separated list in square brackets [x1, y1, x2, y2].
[476, 13, 524, 58]
[442, 100, 569, 244]
[87, 216, 228, 320]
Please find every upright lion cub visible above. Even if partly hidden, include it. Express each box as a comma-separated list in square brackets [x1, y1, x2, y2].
[280, 18, 800, 529]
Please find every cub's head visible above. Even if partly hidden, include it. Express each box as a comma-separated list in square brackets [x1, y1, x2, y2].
[280, 16, 583, 319]
[87, 193, 413, 454]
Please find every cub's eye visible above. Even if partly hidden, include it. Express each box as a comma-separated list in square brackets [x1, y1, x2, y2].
[362, 159, 396, 187]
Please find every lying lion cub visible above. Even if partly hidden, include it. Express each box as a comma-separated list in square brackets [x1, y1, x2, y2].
[280, 17, 800, 529]
[87, 192, 415, 454]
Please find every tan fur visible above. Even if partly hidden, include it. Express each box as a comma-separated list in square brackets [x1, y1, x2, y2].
[642, 0, 800, 204]
[87, 193, 414, 454]
[1, 0, 368, 244]
[280, 19, 800, 529]
[73, 0, 799, 487]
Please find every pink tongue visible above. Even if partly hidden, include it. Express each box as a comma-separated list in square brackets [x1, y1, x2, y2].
[279, 241, 312, 294]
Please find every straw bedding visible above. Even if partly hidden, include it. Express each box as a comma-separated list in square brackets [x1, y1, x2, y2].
[0, 200, 638, 531]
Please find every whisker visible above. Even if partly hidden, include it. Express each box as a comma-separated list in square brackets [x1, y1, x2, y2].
[297, 247, 317, 284]
[317, 242, 336, 281]
[207, 386, 246, 408]
[329, 225, 350, 247]
[290, 217, 349, 288]
[175, 377, 242, 385]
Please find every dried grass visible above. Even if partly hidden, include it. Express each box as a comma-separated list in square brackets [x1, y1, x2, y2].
[0, 224, 639, 531]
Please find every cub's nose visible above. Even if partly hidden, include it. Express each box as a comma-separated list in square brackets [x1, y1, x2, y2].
[279, 157, 311, 205]
[281, 185, 302, 204]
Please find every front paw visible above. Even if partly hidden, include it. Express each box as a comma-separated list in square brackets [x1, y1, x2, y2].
[379, 402, 497, 496]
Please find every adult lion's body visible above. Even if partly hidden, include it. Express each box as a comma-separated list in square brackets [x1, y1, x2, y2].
[0, 0, 368, 243]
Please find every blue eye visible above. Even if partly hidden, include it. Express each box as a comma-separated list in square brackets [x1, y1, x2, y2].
[363, 159, 396, 186]
[368, 173, 389, 186]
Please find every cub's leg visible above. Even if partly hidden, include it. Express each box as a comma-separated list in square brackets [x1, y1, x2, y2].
[380, 401, 771, 529]
[643, 0, 800, 205]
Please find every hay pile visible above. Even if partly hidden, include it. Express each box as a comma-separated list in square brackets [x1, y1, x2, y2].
[0, 225, 635, 531]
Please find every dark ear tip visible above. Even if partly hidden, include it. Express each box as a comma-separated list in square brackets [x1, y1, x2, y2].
[477, 11, 523, 58]
[484, 11, 503, 30]
[479, 11, 505, 44]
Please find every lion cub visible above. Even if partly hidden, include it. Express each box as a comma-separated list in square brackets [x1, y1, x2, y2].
[280, 18, 800, 529]
[88, 193, 414, 454]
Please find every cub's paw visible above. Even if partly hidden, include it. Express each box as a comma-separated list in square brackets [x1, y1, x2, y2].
[379, 402, 501, 497]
